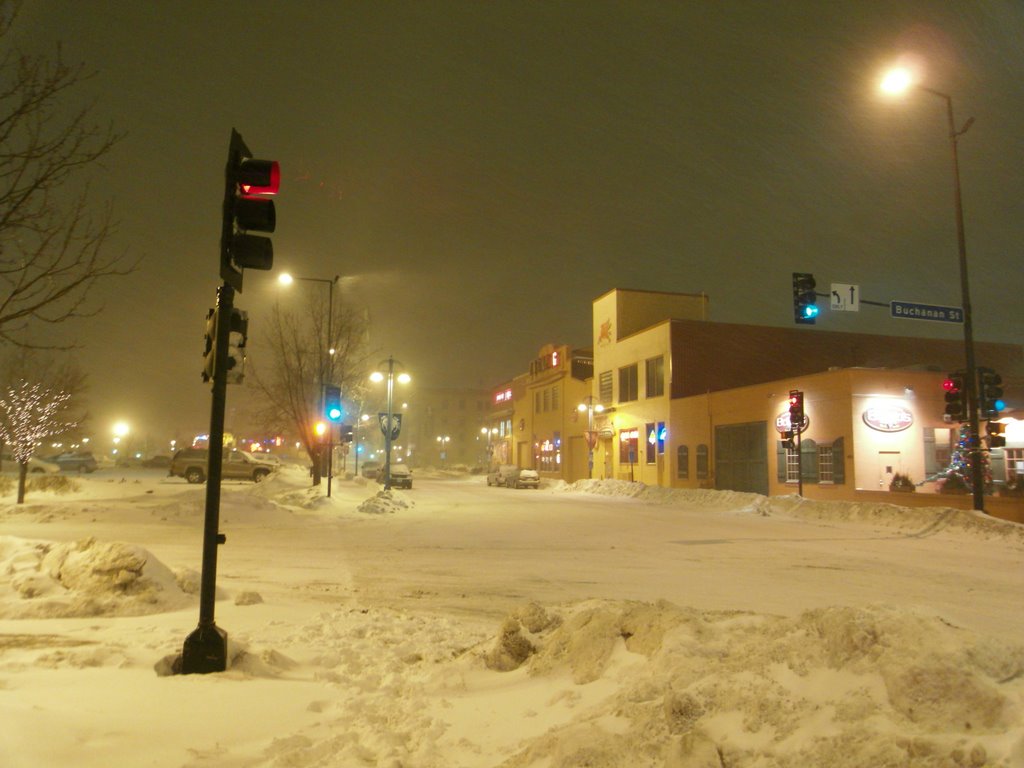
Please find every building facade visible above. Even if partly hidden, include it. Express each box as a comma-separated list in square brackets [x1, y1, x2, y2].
[587, 289, 1023, 502]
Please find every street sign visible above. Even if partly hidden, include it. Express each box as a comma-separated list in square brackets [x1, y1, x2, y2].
[378, 412, 402, 440]
[830, 283, 859, 312]
[890, 301, 964, 324]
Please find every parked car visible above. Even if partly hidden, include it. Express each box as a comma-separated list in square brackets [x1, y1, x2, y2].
[508, 468, 540, 489]
[1, 452, 61, 474]
[46, 451, 99, 473]
[377, 463, 413, 489]
[169, 448, 275, 484]
[360, 461, 382, 480]
[141, 455, 172, 469]
[486, 465, 539, 489]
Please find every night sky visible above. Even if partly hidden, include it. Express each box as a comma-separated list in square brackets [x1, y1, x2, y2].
[10, 1, 1024, 444]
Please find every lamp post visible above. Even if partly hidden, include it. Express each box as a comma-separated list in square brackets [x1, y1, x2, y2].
[436, 435, 451, 468]
[370, 357, 410, 491]
[481, 426, 498, 468]
[881, 67, 985, 512]
[279, 272, 339, 495]
[576, 397, 605, 479]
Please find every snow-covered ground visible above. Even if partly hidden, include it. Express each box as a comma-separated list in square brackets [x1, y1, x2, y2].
[1, 466, 1022, 767]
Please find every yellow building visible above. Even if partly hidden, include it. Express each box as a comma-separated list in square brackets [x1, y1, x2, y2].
[586, 288, 1023, 515]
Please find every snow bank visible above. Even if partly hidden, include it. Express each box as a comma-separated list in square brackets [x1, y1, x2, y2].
[356, 489, 414, 515]
[560, 479, 1023, 542]
[0, 535, 194, 618]
[474, 600, 1024, 767]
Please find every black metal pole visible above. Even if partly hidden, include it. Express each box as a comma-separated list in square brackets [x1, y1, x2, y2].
[384, 358, 394, 491]
[923, 87, 983, 512]
[181, 282, 233, 674]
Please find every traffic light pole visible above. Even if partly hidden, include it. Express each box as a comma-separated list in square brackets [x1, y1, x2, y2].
[934, 89, 984, 513]
[181, 281, 234, 674]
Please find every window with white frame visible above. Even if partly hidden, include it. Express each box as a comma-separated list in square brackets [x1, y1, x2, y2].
[818, 445, 834, 483]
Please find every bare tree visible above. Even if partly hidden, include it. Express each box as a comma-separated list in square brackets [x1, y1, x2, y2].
[0, 2, 133, 347]
[249, 293, 372, 485]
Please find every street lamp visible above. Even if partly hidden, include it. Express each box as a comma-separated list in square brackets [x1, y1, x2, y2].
[481, 426, 498, 468]
[576, 397, 605, 479]
[279, 271, 340, 495]
[880, 66, 985, 512]
[436, 435, 451, 468]
[370, 357, 411, 490]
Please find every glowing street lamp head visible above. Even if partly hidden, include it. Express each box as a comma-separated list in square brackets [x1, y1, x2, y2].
[880, 66, 914, 96]
[369, 371, 384, 383]
[278, 273, 294, 286]
[396, 372, 411, 385]
[112, 421, 130, 438]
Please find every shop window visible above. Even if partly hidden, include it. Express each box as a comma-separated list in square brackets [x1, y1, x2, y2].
[542, 388, 550, 413]
[1006, 448, 1024, 482]
[551, 385, 559, 411]
[645, 422, 657, 464]
[645, 356, 665, 398]
[677, 445, 689, 479]
[619, 364, 638, 403]
[785, 446, 800, 482]
[619, 428, 639, 464]
[696, 444, 709, 480]
[818, 445, 834, 483]
[599, 371, 613, 403]
[538, 439, 559, 473]
[534, 392, 541, 414]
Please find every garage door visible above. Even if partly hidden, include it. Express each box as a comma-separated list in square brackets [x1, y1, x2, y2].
[715, 422, 768, 495]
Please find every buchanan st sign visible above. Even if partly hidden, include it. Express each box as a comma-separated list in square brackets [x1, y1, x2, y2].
[890, 300, 964, 324]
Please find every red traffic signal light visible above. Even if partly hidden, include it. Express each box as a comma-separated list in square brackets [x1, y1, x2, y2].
[220, 129, 279, 292]
[943, 371, 967, 422]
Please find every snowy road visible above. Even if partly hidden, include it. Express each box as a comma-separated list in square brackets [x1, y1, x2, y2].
[2, 468, 1023, 767]
[271, 474, 1024, 642]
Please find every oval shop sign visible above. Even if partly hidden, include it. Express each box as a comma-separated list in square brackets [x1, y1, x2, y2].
[862, 404, 914, 433]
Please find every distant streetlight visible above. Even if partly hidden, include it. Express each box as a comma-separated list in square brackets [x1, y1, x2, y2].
[370, 357, 411, 490]
[481, 426, 498, 468]
[577, 397, 605, 479]
[279, 271, 340, 495]
[436, 434, 451, 468]
[880, 66, 984, 512]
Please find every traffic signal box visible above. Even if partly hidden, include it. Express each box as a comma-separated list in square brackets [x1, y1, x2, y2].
[788, 389, 804, 427]
[986, 421, 1006, 448]
[978, 367, 1005, 419]
[325, 386, 343, 422]
[792, 273, 818, 325]
[220, 129, 279, 293]
[943, 372, 967, 422]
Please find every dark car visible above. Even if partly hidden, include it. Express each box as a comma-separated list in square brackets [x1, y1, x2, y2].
[142, 455, 172, 468]
[46, 451, 99, 473]
[377, 463, 412, 489]
[169, 448, 274, 484]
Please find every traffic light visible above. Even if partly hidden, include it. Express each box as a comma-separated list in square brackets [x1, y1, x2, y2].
[340, 424, 354, 443]
[792, 273, 818, 324]
[788, 389, 804, 429]
[978, 368, 1005, 418]
[201, 308, 217, 383]
[943, 371, 967, 422]
[225, 309, 248, 385]
[220, 129, 279, 293]
[986, 421, 1006, 449]
[781, 429, 796, 450]
[324, 386, 343, 422]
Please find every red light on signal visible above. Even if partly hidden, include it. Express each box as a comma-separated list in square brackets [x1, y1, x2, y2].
[942, 378, 959, 393]
[238, 159, 280, 196]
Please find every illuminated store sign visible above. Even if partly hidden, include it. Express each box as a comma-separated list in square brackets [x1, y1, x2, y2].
[863, 404, 913, 432]
[775, 412, 808, 434]
[494, 388, 512, 404]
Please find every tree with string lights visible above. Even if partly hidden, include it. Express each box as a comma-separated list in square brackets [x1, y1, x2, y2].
[0, 380, 76, 503]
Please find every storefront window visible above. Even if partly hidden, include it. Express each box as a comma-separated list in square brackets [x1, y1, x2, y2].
[645, 422, 657, 464]
[818, 445, 834, 483]
[677, 445, 689, 479]
[786, 446, 800, 482]
[1006, 448, 1024, 482]
[538, 439, 560, 473]
[619, 429, 639, 464]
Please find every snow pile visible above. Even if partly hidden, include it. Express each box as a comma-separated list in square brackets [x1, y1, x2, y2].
[475, 600, 1024, 767]
[563, 479, 1022, 541]
[0, 535, 194, 618]
[356, 489, 414, 515]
